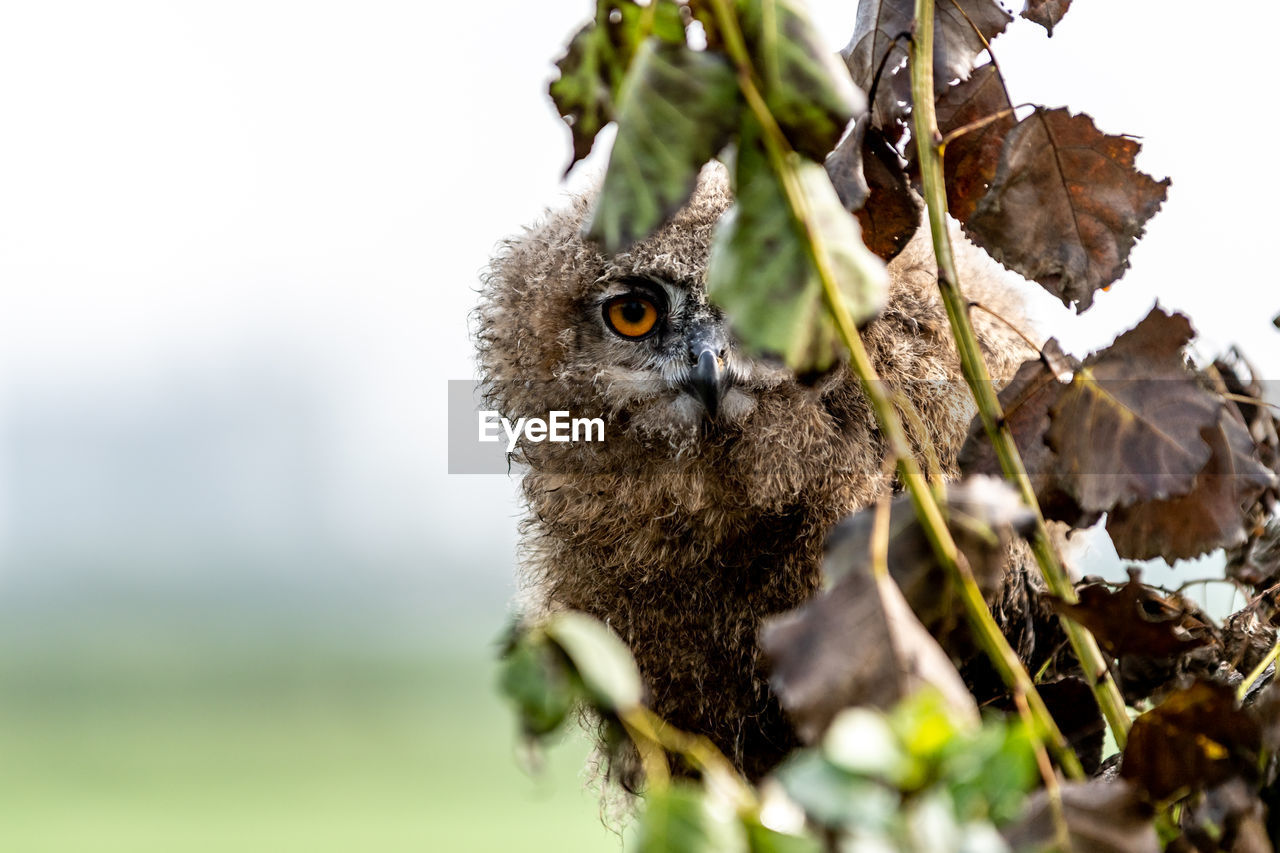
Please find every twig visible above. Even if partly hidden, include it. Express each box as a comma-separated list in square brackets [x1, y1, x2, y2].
[910, 0, 1131, 750]
[1237, 637, 1280, 701]
[1014, 690, 1072, 851]
[705, 0, 1084, 781]
[968, 299, 1041, 354]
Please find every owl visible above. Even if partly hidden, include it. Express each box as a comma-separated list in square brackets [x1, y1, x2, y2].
[476, 164, 1033, 783]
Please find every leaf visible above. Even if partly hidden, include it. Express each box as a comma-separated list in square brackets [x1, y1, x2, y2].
[842, 0, 1011, 128]
[966, 108, 1170, 311]
[1021, 0, 1073, 36]
[1046, 307, 1221, 512]
[760, 553, 976, 742]
[497, 629, 575, 737]
[741, 819, 822, 853]
[1003, 780, 1159, 853]
[585, 39, 739, 252]
[542, 610, 645, 712]
[774, 750, 901, 829]
[922, 63, 1016, 224]
[1229, 517, 1280, 590]
[760, 480, 1029, 740]
[957, 338, 1096, 526]
[1106, 408, 1275, 561]
[707, 134, 888, 373]
[550, 0, 687, 171]
[633, 784, 748, 853]
[1121, 680, 1263, 803]
[822, 475, 1036, 653]
[1049, 569, 1214, 673]
[738, 0, 865, 160]
[825, 115, 922, 260]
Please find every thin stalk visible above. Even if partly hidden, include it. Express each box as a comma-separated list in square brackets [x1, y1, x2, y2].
[910, 0, 1130, 747]
[1238, 637, 1280, 702]
[705, 0, 1083, 780]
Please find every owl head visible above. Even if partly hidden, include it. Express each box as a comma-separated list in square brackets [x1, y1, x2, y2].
[475, 165, 817, 453]
[476, 163, 1031, 504]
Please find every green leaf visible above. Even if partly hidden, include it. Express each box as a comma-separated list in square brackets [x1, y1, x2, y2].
[741, 818, 822, 853]
[941, 720, 1038, 824]
[737, 0, 864, 159]
[888, 688, 964, 767]
[550, 0, 686, 170]
[586, 39, 740, 252]
[774, 750, 899, 830]
[633, 784, 748, 853]
[542, 610, 644, 712]
[822, 707, 914, 786]
[497, 632, 574, 737]
[707, 136, 887, 373]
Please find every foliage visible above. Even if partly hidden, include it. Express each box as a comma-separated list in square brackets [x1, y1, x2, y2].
[502, 0, 1280, 850]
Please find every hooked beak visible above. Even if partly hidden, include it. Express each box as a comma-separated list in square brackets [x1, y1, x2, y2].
[683, 324, 730, 419]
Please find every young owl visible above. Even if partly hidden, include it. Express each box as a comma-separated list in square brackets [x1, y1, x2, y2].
[476, 164, 1033, 783]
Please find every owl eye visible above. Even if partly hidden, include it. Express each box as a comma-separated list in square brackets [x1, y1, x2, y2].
[603, 294, 662, 340]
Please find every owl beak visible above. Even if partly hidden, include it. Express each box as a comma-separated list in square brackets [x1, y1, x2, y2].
[685, 333, 728, 420]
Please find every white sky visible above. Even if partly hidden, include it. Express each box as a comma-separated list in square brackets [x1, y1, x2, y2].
[0, 2, 1276, 596]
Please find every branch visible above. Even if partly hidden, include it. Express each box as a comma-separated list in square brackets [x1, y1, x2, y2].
[910, 0, 1131, 749]
[705, 0, 1084, 781]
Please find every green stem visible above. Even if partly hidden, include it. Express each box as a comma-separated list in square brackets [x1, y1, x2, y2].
[1238, 636, 1280, 702]
[909, 0, 1130, 749]
[704, 0, 1083, 780]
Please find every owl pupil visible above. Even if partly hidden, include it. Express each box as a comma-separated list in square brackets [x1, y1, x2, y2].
[621, 301, 646, 323]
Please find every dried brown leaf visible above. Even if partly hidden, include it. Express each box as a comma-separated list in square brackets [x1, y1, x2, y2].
[1047, 307, 1221, 512]
[916, 63, 1016, 223]
[841, 0, 1011, 129]
[966, 108, 1169, 312]
[1107, 409, 1275, 561]
[1051, 569, 1212, 662]
[1021, 0, 1073, 36]
[1121, 681, 1263, 803]
[826, 116, 921, 260]
[1003, 779, 1159, 853]
[957, 338, 1096, 526]
[822, 475, 1035, 649]
[759, 554, 977, 742]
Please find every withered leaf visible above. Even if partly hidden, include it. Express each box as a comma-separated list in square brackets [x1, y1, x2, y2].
[854, 123, 921, 260]
[550, 0, 687, 171]
[1021, 0, 1073, 36]
[824, 115, 872, 212]
[1228, 517, 1280, 590]
[822, 475, 1035, 650]
[841, 0, 1011, 128]
[957, 338, 1096, 526]
[825, 115, 921, 260]
[1050, 569, 1212, 662]
[1003, 780, 1159, 853]
[1121, 681, 1263, 803]
[760, 481, 1011, 742]
[927, 63, 1016, 224]
[1106, 409, 1275, 561]
[966, 108, 1170, 312]
[760, 559, 976, 742]
[1047, 307, 1222, 512]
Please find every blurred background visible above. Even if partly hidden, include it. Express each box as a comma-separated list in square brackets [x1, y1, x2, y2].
[0, 2, 1275, 851]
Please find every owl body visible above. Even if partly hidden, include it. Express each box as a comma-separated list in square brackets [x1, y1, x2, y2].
[476, 166, 1031, 781]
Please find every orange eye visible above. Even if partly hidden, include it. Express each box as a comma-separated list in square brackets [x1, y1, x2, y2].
[604, 295, 661, 339]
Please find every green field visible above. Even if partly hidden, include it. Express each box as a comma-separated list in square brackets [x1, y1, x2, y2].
[0, 636, 619, 852]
